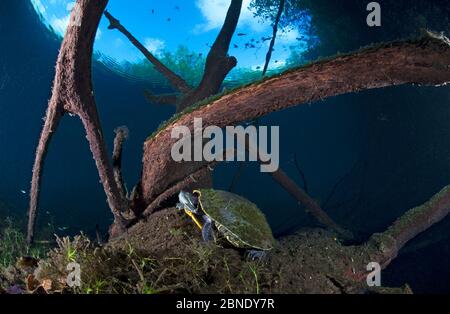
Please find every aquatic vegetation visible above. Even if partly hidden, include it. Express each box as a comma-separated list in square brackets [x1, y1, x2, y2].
[247, 264, 260, 294]
[0, 218, 28, 268]
[63, 240, 77, 263]
[35, 235, 121, 293]
[0, 218, 45, 269]
[122, 46, 206, 88]
[30, 232, 270, 294]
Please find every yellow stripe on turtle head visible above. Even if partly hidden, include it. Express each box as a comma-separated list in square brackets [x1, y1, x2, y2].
[185, 190, 205, 230]
[193, 189, 204, 211]
[184, 209, 203, 230]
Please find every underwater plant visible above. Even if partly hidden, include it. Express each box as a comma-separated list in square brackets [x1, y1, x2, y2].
[0, 218, 46, 269]
[0, 218, 28, 269]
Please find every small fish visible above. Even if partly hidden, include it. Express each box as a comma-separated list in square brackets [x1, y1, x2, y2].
[20, 190, 26, 194]
[256, 66, 261, 70]
[262, 36, 272, 42]
[237, 33, 247, 36]
[174, 6, 180, 10]
[167, 18, 171, 22]
[233, 44, 238, 48]
[151, 9, 154, 14]
[58, 226, 69, 231]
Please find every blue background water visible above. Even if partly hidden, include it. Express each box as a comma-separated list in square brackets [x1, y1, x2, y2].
[0, 0, 449, 292]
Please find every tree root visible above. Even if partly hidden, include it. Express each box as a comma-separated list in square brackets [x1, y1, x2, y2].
[27, 0, 129, 243]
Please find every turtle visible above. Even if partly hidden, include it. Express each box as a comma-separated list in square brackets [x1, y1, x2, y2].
[176, 189, 276, 259]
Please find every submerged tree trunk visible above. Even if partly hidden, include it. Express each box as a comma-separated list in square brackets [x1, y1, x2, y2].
[139, 33, 450, 216]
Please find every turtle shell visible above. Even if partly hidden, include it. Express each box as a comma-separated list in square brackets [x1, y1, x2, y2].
[195, 189, 275, 250]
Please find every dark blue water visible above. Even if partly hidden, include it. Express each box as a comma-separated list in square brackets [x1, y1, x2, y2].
[0, 0, 449, 293]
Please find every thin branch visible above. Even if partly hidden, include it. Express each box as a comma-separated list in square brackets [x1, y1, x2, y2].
[252, 137, 348, 237]
[104, 10, 191, 94]
[293, 153, 308, 193]
[143, 90, 178, 106]
[322, 161, 359, 210]
[112, 126, 129, 200]
[269, 168, 352, 238]
[27, 102, 64, 244]
[262, 0, 285, 76]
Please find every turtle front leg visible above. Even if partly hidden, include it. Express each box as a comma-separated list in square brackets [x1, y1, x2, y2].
[246, 250, 267, 261]
[202, 215, 215, 242]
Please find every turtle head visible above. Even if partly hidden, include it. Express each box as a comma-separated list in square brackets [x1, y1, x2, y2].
[177, 190, 204, 230]
[176, 190, 199, 214]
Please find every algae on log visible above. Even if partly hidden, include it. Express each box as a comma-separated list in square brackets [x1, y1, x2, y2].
[359, 185, 450, 270]
[139, 33, 450, 213]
